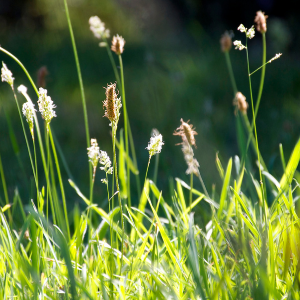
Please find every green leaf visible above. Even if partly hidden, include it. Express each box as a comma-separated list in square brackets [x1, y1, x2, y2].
[218, 158, 232, 219]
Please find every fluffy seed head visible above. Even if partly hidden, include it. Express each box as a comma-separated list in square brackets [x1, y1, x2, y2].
[254, 11, 268, 34]
[181, 139, 200, 175]
[146, 133, 164, 158]
[111, 35, 125, 55]
[103, 83, 122, 126]
[220, 31, 232, 52]
[233, 92, 248, 115]
[89, 16, 110, 39]
[1, 62, 14, 89]
[37, 88, 56, 127]
[174, 118, 198, 148]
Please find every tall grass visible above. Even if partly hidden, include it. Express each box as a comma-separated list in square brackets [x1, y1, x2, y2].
[0, 7, 299, 300]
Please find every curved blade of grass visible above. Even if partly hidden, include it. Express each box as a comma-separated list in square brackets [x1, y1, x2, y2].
[218, 158, 232, 219]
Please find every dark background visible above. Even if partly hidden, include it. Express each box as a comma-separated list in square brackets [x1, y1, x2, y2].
[1, 0, 299, 216]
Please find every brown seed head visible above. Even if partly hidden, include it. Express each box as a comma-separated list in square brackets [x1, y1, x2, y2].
[220, 31, 232, 52]
[37, 66, 49, 88]
[233, 92, 248, 115]
[111, 34, 125, 55]
[174, 118, 198, 148]
[254, 11, 268, 34]
[103, 83, 122, 124]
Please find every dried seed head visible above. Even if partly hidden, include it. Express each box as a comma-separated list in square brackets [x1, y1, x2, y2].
[37, 66, 48, 88]
[146, 133, 164, 158]
[103, 83, 122, 126]
[181, 139, 200, 175]
[220, 31, 232, 52]
[111, 35, 125, 55]
[1, 62, 14, 89]
[233, 92, 248, 115]
[254, 11, 268, 34]
[173, 118, 198, 148]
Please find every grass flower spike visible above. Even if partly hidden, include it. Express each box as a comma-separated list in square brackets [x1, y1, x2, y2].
[181, 139, 199, 175]
[233, 91, 248, 115]
[233, 40, 246, 50]
[237, 24, 246, 33]
[111, 34, 125, 55]
[269, 53, 282, 63]
[254, 11, 268, 34]
[89, 16, 110, 40]
[246, 26, 255, 39]
[87, 138, 100, 181]
[1, 62, 14, 89]
[220, 31, 232, 52]
[103, 83, 122, 126]
[37, 87, 56, 128]
[18, 85, 36, 138]
[146, 133, 164, 158]
[173, 118, 198, 148]
[99, 150, 113, 184]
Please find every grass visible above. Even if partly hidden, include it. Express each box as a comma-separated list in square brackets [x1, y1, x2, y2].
[1, 6, 300, 300]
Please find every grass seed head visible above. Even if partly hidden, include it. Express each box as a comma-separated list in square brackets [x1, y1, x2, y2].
[220, 31, 232, 52]
[146, 133, 164, 158]
[1, 62, 14, 90]
[233, 92, 248, 115]
[181, 139, 199, 175]
[174, 118, 198, 148]
[254, 11, 268, 34]
[89, 16, 110, 39]
[103, 83, 122, 126]
[37, 88, 56, 128]
[111, 35, 125, 55]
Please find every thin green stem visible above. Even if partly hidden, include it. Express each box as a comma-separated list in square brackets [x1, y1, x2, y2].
[225, 51, 238, 95]
[119, 55, 130, 208]
[189, 173, 193, 208]
[112, 123, 124, 271]
[245, 33, 266, 159]
[49, 127, 70, 240]
[62, 0, 92, 196]
[245, 40, 266, 217]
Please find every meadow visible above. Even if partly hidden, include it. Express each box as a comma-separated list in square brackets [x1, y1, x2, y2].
[1, 3, 300, 299]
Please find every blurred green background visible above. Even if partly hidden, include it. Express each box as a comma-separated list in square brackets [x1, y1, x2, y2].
[1, 0, 300, 216]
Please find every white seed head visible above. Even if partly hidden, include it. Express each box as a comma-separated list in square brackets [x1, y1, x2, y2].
[87, 139, 100, 169]
[1, 62, 14, 89]
[89, 16, 110, 40]
[18, 84, 33, 103]
[99, 150, 113, 175]
[181, 140, 199, 175]
[237, 24, 247, 33]
[22, 101, 36, 136]
[233, 40, 246, 51]
[268, 53, 282, 63]
[246, 25, 255, 39]
[37, 88, 56, 126]
[146, 133, 164, 158]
